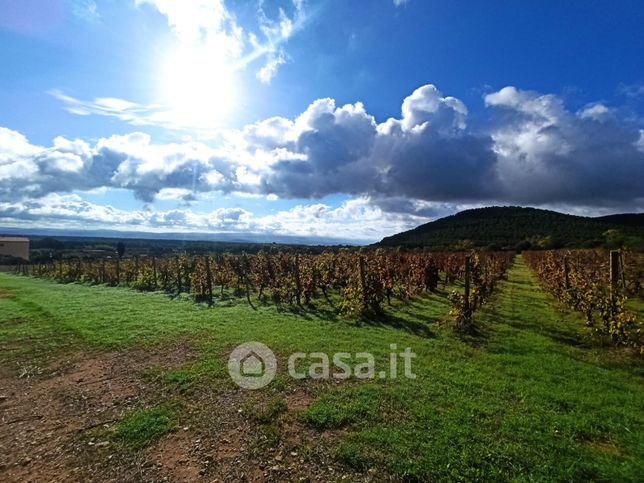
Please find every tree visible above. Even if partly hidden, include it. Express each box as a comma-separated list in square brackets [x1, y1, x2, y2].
[116, 241, 126, 259]
[515, 239, 532, 252]
[455, 239, 475, 250]
[32, 237, 65, 249]
[603, 229, 625, 249]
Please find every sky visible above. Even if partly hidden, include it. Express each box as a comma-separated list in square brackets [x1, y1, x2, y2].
[0, 0, 643, 243]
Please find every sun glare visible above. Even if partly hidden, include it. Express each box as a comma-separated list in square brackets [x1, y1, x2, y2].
[160, 46, 237, 128]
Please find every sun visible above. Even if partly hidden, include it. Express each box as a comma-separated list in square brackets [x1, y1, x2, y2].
[160, 45, 237, 128]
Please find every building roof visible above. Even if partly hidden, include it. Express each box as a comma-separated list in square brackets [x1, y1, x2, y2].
[0, 236, 29, 242]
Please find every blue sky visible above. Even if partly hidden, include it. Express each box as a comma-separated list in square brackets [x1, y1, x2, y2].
[0, 0, 643, 243]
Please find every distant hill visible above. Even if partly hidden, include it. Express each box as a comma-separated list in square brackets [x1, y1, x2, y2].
[593, 213, 644, 227]
[378, 206, 644, 249]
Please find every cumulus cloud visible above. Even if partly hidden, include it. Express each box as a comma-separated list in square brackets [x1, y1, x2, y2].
[236, 84, 498, 203]
[245, 84, 642, 209]
[0, 127, 40, 179]
[3, 83, 644, 233]
[0, 129, 231, 202]
[578, 103, 612, 122]
[484, 86, 644, 207]
[0, 194, 425, 242]
[398, 84, 468, 134]
[0, 193, 256, 232]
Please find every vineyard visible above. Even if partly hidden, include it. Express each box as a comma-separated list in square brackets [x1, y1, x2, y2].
[16, 249, 514, 324]
[3, 248, 644, 481]
[524, 249, 644, 351]
[14, 248, 643, 344]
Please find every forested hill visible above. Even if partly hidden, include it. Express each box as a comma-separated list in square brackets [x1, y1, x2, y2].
[378, 206, 644, 249]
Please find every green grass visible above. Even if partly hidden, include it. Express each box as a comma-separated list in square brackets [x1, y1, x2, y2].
[299, 258, 644, 481]
[302, 384, 382, 429]
[111, 405, 178, 450]
[242, 395, 287, 424]
[626, 295, 644, 322]
[0, 258, 643, 480]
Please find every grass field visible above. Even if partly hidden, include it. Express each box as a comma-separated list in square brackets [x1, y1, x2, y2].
[1, 256, 642, 481]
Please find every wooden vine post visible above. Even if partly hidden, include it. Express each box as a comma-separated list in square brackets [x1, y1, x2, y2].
[619, 252, 627, 291]
[358, 255, 367, 309]
[242, 252, 254, 309]
[609, 250, 620, 309]
[463, 255, 472, 321]
[563, 256, 570, 290]
[175, 256, 182, 294]
[152, 256, 158, 289]
[204, 255, 214, 306]
[294, 253, 302, 306]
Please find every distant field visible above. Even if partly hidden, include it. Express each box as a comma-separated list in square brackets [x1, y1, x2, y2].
[0, 257, 643, 481]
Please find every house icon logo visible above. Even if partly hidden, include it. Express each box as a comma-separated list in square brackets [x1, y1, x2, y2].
[240, 351, 265, 376]
[228, 342, 277, 389]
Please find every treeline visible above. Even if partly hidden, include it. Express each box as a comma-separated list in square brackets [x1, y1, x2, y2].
[380, 206, 644, 250]
[28, 236, 352, 263]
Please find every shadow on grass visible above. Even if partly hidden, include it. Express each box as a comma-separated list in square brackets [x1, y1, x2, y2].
[359, 310, 436, 339]
[270, 298, 439, 338]
[455, 323, 490, 347]
[275, 303, 339, 323]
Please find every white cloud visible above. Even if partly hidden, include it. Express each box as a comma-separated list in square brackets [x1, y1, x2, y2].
[485, 87, 643, 206]
[636, 130, 644, 153]
[0, 194, 427, 242]
[6, 83, 644, 221]
[398, 84, 467, 134]
[53, 1, 307, 133]
[0, 127, 40, 182]
[70, 0, 100, 22]
[135, 0, 302, 83]
[253, 197, 427, 241]
[49, 90, 225, 134]
[135, 0, 238, 46]
[257, 52, 287, 84]
[155, 188, 195, 201]
[253, 0, 305, 81]
[578, 103, 612, 122]
[0, 128, 231, 202]
[619, 83, 644, 98]
[485, 86, 565, 122]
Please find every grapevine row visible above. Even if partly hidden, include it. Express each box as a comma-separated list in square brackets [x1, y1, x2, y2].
[17, 249, 513, 321]
[523, 250, 643, 352]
